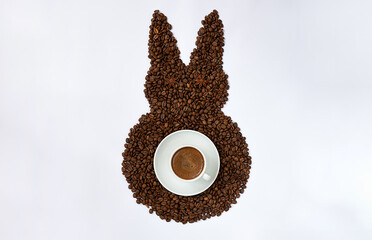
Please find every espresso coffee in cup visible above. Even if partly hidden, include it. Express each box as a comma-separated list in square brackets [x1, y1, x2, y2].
[171, 147, 204, 180]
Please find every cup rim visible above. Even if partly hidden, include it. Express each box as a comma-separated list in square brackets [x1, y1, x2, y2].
[169, 144, 206, 182]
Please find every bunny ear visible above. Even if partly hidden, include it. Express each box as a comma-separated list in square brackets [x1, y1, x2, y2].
[147, 10, 184, 78]
[188, 10, 224, 77]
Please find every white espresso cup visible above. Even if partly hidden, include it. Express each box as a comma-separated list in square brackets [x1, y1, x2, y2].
[169, 145, 211, 181]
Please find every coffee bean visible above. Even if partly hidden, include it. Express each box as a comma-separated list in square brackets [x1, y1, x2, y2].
[122, 9, 251, 224]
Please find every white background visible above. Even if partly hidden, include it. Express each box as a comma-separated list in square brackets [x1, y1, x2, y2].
[1, 0, 372, 239]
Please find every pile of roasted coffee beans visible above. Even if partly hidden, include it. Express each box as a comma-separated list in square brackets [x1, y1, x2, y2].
[122, 10, 252, 224]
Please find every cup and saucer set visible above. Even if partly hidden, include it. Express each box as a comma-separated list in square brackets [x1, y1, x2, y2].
[154, 130, 220, 196]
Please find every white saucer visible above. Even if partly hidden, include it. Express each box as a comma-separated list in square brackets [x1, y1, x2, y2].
[154, 130, 220, 196]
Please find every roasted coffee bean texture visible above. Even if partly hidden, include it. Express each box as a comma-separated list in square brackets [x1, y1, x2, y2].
[122, 10, 252, 224]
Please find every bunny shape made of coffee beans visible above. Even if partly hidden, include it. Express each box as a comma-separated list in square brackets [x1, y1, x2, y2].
[122, 10, 252, 224]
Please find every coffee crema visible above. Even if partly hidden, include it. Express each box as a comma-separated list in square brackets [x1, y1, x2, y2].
[171, 147, 204, 180]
